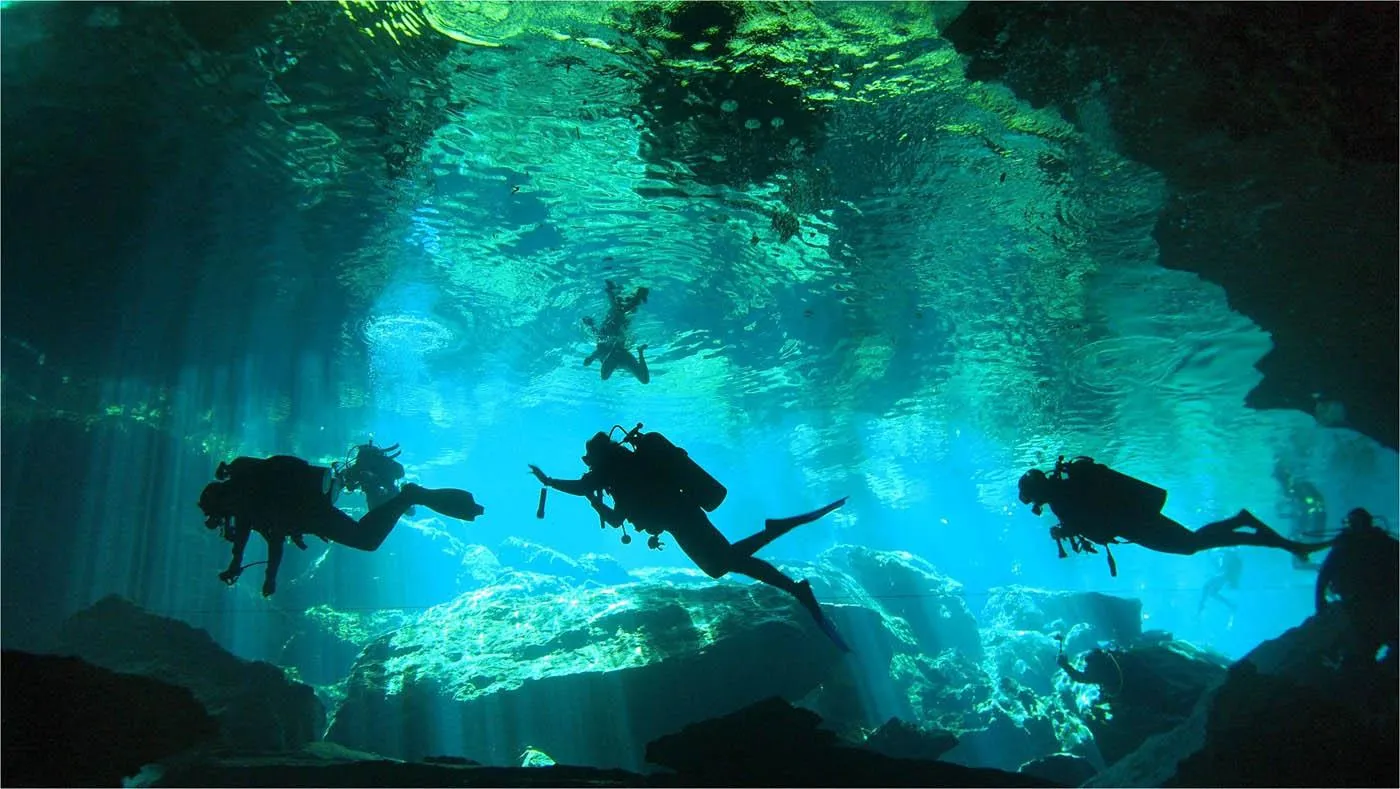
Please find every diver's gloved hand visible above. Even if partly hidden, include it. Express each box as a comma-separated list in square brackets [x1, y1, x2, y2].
[291, 533, 308, 550]
[647, 534, 664, 551]
[528, 465, 549, 485]
[218, 569, 240, 586]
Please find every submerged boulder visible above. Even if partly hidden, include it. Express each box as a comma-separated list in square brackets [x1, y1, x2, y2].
[645, 696, 1053, 787]
[1072, 640, 1230, 766]
[55, 595, 325, 751]
[816, 545, 983, 660]
[1020, 753, 1098, 786]
[325, 571, 846, 769]
[495, 537, 633, 587]
[981, 587, 1143, 650]
[3, 650, 219, 787]
[860, 717, 959, 762]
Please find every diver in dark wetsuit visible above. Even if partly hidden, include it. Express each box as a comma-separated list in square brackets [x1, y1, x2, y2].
[198, 455, 484, 597]
[583, 279, 650, 383]
[1315, 507, 1399, 671]
[1274, 464, 1329, 571]
[1019, 456, 1331, 576]
[528, 425, 849, 650]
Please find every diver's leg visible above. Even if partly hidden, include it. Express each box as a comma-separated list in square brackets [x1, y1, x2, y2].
[321, 485, 484, 553]
[1121, 514, 1206, 556]
[599, 353, 618, 380]
[616, 347, 650, 384]
[732, 497, 848, 557]
[1198, 577, 1225, 614]
[1195, 510, 1329, 559]
[307, 507, 383, 552]
[728, 554, 805, 597]
[728, 554, 851, 652]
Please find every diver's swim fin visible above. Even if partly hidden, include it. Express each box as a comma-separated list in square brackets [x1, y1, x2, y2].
[794, 579, 852, 653]
[814, 614, 852, 653]
[766, 497, 848, 536]
[405, 485, 485, 522]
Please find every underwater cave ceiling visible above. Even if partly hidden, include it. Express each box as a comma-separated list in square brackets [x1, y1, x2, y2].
[942, 2, 1400, 449]
[1, 1, 1396, 451]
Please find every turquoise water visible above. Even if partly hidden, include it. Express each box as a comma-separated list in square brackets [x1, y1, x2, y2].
[2, 0, 1395, 770]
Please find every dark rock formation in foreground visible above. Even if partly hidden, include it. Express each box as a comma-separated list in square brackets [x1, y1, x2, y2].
[1080, 640, 1231, 767]
[54, 594, 325, 751]
[140, 698, 1052, 788]
[2, 650, 219, 787]
[1090, 608, 1399, 787]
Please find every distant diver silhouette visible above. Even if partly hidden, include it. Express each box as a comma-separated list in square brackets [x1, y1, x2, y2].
[530, 423, 850, 651]
[1019, 455, 1331, 577]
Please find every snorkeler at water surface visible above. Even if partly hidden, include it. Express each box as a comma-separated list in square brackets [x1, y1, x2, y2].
[583, 279, 651, 384]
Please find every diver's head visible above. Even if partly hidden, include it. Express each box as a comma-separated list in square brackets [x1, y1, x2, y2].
[1344, 507, 1376, 531]
[1019, 469, 1051, 511]
[583, 431, 622, 469]
[198, 481, 236, 531]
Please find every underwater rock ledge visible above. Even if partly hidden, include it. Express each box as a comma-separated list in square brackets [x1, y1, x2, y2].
[54, 594, 325, 751]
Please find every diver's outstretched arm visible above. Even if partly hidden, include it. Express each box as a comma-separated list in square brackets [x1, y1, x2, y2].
[530, 466, 596, 497]
[220, 517, 251, 582]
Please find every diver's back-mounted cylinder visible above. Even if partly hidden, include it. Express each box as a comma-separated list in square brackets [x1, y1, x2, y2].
[623, 423, 728, 512]
[1060, 455, 1167, 519]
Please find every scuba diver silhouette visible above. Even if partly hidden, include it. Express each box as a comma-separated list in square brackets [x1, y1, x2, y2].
[335, 439, 407, 511]
[1019, 456, 1331, 577]
[198, 454, 484, 597]
[583, 279, 650, 384]
[1274, 463, 1329, 571]
[529, 424, 850, 651]
[1197, 550, 1243, 617]
[1315, 507, 1399, 670]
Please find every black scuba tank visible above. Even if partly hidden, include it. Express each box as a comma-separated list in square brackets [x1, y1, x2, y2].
[630, 431, 728, 512]
[227, 455, 338, 507]
[1066, 457, 1167, 519]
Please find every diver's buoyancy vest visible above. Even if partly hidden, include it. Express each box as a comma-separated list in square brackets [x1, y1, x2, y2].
[629, 432, 728, 512]
[1064, 457, 1167, 522]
